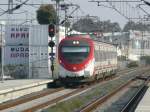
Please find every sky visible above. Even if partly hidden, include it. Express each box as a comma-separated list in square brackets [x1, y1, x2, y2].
[0, 0, 149, 28]
[69, 0, 150, 28]
[69, 0, 128, 27]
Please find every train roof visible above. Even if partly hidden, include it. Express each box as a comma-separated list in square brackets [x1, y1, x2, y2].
[92, 38, 117, 47]
[65, 34, 117, 47]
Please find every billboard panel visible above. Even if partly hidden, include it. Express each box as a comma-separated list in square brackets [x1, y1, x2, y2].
[4, 46, 29, 65]
[4, 25, 50, 78]
[5, 25, 29, 45]
[29, 25, 49, 78]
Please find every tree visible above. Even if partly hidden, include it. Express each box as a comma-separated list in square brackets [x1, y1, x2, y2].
[123, 21, 150, 31]
[72, 17, 97, 32]
[72, 18, 121, 33]
[36, 4, 57, 24]
[123, 21, 135, 32]
[99, 20, 121, 32]
[111, 22, 121, 32]
[140, 56, 150, 65]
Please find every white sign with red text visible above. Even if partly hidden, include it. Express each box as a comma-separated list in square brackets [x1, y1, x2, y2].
[5, 25, 29, 45]
[4, 25, 29, 64]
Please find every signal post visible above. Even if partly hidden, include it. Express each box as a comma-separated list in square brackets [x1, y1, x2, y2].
[48, 24, 55, 78]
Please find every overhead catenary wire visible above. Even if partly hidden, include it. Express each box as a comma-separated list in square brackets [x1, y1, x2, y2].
[15, 0, 39, 8]
[0, 0, 30, 17]
[89, 0, 150, 22]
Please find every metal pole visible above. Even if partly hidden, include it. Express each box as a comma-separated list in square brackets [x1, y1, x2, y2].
[8, 0, 13, 14]
[8, 0, 13, 24]
[141, 31, 144, 57]
[56, 0, 60, 42]
[1, 24, 4, 82]
[64, 6, 67, 37]
[54, 0, 64, 48]
[127, 39, 130, 60]
[55, 0, 60, 79]
[51, 37, 54, 77]
[51, 0, 64, 79]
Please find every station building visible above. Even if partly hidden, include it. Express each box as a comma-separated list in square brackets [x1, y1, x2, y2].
[128, 30, 150, 61]
[96, 30, 150, 61]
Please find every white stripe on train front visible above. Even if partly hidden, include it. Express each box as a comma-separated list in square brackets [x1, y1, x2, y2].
[58, 59, 95, 78]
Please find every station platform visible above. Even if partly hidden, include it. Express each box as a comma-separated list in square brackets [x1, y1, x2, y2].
[0, 79, 53, 103]
[135, 83, 150, 112]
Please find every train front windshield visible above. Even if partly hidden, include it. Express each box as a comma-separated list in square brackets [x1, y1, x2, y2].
[61, 46, 90, 64]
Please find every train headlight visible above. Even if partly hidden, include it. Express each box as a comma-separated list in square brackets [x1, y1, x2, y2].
[73, 41, 76, 44]
[73, 67, 76, 70]
[76, 41, 79, 44]
[73, 41, 79, 45]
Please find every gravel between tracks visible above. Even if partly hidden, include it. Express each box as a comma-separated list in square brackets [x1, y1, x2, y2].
[44, 67, 150, 112]
[93, 80, 144, 112]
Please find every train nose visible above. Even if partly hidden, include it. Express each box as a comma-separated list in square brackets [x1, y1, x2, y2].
[73, 67, 77, 70]
[84, 71, 90, 77]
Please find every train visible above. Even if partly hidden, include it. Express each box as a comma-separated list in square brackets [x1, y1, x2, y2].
[58, 34, 117, 83]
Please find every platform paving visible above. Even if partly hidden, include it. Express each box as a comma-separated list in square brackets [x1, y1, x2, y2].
[0, 79, 53, 103]
[0, 79, 52, 93]
[135, 83, 150, 112]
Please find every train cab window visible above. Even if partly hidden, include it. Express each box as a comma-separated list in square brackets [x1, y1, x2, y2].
[61, 46, 90, 64]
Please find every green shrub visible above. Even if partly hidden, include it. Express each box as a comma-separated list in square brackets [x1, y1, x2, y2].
[127, 61, 138, 68]
[117, 56, 127, 61]
[4, 64, 28, 79]
[140, 56, 150, 65]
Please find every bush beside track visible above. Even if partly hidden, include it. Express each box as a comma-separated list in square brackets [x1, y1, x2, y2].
[127, 61, 138, 68]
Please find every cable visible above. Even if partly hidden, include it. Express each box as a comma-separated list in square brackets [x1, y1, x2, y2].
[15, 0, 38, 8]
[66, 0, 85, 14]
[0, 11, 8, 17]
[142, 0, 150, 6]
[0, 0, 30, 17]
[12, 0, 30, 11]
[0, 7, 5, 11]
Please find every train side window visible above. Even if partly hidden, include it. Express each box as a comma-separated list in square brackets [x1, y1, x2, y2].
[99, 51, 101, 61]
[108, 52, 110, 59]
[103, 51, 105, 61]
[111, 52, 113, 59]
[94, 50, 98, 61]
[101, 51, 103, 61]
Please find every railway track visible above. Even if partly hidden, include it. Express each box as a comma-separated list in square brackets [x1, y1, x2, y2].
[0, 87, 65, 110]
[117, 67, 138, 74]
[0, 67, 149, 112]
[79, 76, 150, 112]
[120, 76, 150, 112]
[79, 78, 135, 112]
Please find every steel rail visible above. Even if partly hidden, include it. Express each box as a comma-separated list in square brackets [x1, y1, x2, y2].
[120, 85, 148, 112]
[22, 88, 84, 112]
[120, 76, 150, 112]
[0, 87, 64, 110]
[79, 79, 135, 112]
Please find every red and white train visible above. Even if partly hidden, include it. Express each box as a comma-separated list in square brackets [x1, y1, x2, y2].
[58, 35, 117, 82]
